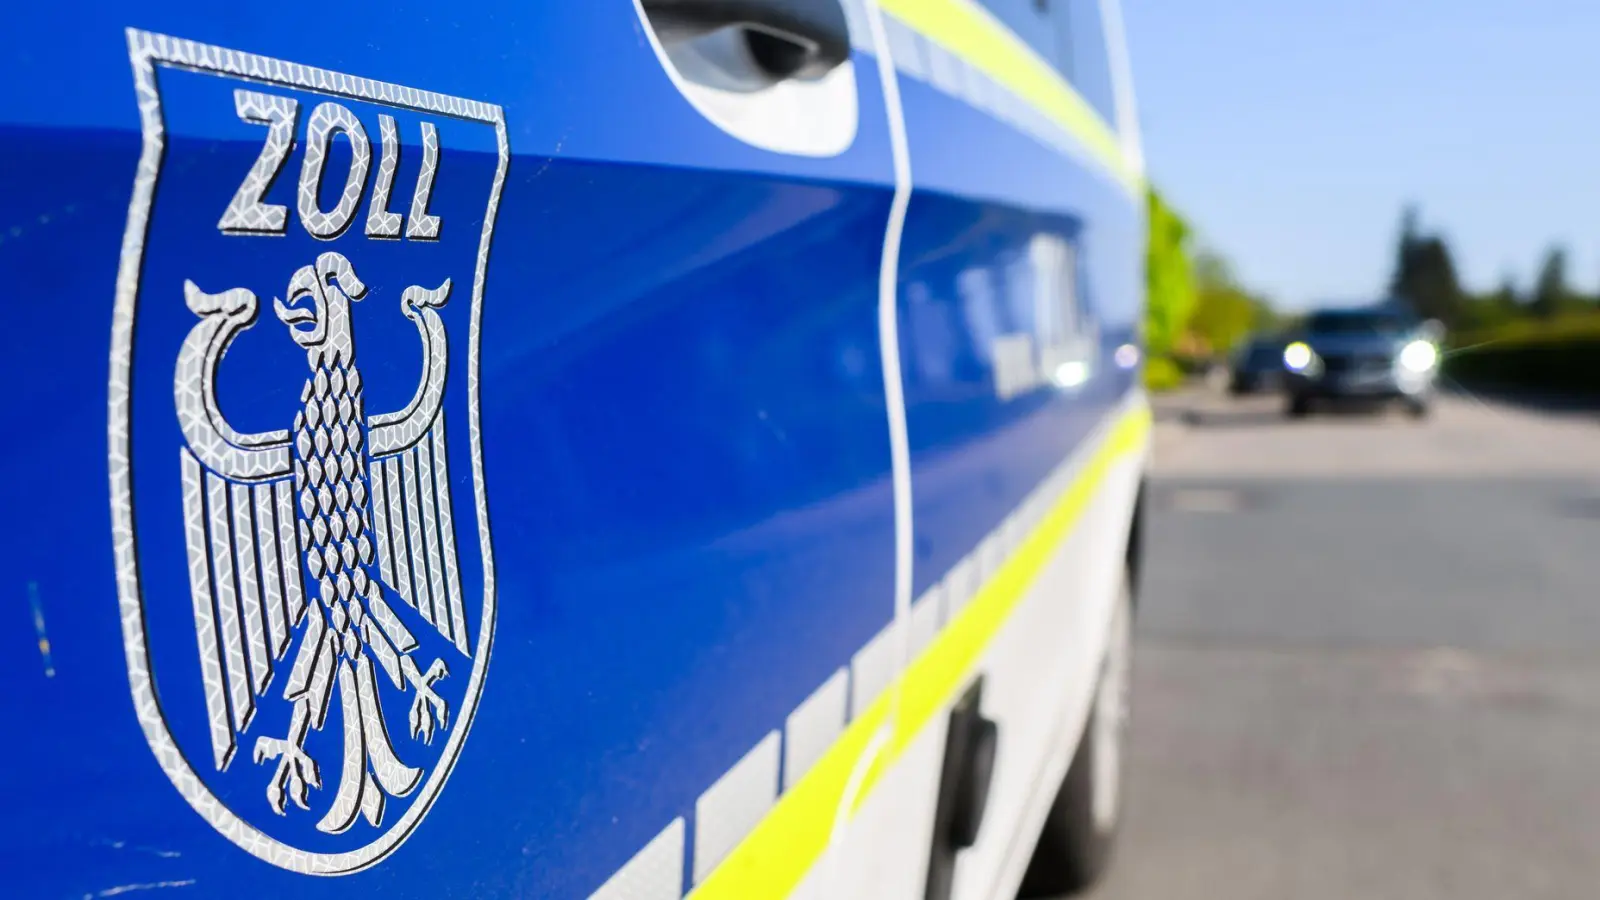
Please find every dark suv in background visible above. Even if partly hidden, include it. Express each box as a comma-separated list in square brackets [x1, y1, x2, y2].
[1280, 307, 1443, 418]
[1228, 334, 1289, 395]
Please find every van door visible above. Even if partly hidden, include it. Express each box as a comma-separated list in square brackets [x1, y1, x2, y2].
[872, 0, 1148, 897]
[0, 3, 910, 897]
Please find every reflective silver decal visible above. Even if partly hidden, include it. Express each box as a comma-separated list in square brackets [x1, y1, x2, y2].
[179, 255, 467, 836]
[111, 29, 507, 875]
[297, 102, 372, 239]
[219, 90, 300, 235]
[406, 121, 442, 241]
[365, 114, 405, 239]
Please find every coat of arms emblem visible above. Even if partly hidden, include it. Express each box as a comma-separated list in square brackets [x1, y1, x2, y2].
[108, 30, 506, 873]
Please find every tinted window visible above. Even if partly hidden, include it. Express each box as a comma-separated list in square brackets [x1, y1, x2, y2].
[977, 0, 1120, 131]
[1246, 342, 1282, 366]
[1305, 312, 1413, 335]
[977, 0, 1059, 71]
[1057, 0, 1119, 128]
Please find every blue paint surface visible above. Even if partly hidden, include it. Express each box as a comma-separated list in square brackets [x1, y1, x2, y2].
[0, 2, 1140, 897]
[894, 76, 1141, 597]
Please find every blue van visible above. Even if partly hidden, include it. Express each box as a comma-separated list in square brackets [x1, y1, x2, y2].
[0, 1, 1150, 897]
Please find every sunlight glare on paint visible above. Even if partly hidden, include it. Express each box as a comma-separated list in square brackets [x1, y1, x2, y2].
[1053, 360, 1090, 388]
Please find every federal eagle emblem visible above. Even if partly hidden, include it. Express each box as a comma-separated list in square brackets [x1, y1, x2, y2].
[110, 30, 506, 874]
[179, 253, 461, 831]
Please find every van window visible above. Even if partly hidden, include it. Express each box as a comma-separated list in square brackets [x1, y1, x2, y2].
[976, 0, 1059, 75]
[1305, 311, 1416, 336]
[977, 0, 1121, 131]
[1056, 0, 1119, 128]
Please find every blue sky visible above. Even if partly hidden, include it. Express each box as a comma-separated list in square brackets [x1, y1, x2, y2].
[1122, 0, 1600, 310]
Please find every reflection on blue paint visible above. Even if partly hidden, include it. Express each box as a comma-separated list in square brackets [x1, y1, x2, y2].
[27, 581, 54, 679]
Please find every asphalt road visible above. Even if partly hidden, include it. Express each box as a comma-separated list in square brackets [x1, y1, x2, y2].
[1079, 389, 1600, 900]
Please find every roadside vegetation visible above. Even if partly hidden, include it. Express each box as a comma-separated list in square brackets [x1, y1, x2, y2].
[1389, 207, 1600, 396]
[1445, 316, 1600, 395]
[1142, 186, 1275, 390]
[1141, 196, 1600, 395]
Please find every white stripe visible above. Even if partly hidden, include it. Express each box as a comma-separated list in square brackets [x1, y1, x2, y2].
[907, 584, 942, 660]
[978, 530, 1007, 583]
[1099, 0, 1145, 178]
[864, 0, 916, 698]
[941, 554, 980, 624]
[849, 618, 901, 719]
[839, 0, 876, 51]
[587, 818, 685, 900]
[925, 39, 965, 98]
[693, 731, 781, 884]
[784, 667, 850, 791]
[882, 17, 926, 82]
[1001, 509, 1026, 555]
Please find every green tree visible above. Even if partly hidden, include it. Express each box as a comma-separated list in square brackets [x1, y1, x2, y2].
[1388, 205, 1464, 325]
[1460, 274, 1522, 330]
[1188, 249, 1268, 356]
[1144, 186, 1196, 358]
[1391, 204, 1420, 279]
[1529, 245, 1589, 318]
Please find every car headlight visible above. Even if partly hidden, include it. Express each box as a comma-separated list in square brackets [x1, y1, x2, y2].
[1283, 341, 1313, 371]
[1398, 339, 1438, 372]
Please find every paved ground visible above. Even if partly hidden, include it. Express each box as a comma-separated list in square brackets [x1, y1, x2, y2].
[1079, 389, 1600, 899]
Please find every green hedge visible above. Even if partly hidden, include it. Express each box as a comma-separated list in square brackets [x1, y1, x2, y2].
[1444, 315, 1600, 394]
[1144, 356, 1186, 392]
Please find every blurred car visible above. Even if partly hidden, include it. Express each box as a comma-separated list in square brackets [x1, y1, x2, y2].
[1227, 335, 1288, 395]
[1280, 307, 1442, 417]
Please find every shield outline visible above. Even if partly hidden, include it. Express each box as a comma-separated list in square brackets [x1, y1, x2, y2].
[108, 28, 506, 875]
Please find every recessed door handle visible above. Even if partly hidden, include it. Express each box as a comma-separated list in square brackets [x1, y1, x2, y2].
[640, 0, 851, 81]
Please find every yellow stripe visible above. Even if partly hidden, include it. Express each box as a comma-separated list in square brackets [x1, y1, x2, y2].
[690, 399, 1151, 899]
[879, 0, 1139, 193]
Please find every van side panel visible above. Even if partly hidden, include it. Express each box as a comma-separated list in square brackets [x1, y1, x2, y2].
[0, 4, 906, 897]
